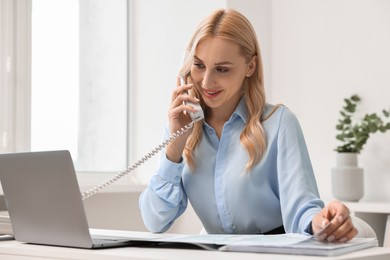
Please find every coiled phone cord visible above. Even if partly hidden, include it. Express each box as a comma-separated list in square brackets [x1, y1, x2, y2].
[81, 122, 194, 200]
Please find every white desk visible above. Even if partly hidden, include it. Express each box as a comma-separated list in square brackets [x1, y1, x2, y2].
[0, 239, 390, 260]
[344, 202, 390, 247]
[1, 233, 390, 260]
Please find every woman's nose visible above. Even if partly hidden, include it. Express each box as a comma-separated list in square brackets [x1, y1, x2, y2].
[202, 69, 214, 89]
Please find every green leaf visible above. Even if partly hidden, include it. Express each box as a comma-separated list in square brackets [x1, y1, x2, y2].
[340, 111, 347, 117]
[351, 95, 360, 102]
[369, 124, 378, 132]
[336, 124, 343, 130]
[345, 104, 356, 113]
[344, 118, 352, 124]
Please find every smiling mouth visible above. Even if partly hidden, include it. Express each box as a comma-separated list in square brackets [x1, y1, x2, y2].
[203, 89, 222, 98]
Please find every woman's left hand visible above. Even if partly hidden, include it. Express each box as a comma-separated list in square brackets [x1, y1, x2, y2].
[312, 200, 358, 242]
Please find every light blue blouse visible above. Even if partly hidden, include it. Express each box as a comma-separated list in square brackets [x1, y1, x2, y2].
[139, 98, 324, 234]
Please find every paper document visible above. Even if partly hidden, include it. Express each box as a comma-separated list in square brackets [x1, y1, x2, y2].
[219, 234, 378, 256]
[90, 229, 378, 256]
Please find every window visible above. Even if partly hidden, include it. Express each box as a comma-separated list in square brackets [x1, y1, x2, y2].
[0, 0, 31, 154]
[31, 0, 128, 173]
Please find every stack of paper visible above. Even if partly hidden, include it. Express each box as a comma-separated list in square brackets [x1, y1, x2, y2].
[131, 232, 378, 256]
[218, 234, 378, 256]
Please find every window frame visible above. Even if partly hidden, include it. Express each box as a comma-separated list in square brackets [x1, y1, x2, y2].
[0, 0, 32, 155]
[0, 0, 143, 194]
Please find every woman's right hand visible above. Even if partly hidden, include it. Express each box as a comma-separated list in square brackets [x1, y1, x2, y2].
[165, 78, 200, 163]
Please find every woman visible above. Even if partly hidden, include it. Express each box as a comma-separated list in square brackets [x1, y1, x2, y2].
[139, 9, 357, 242]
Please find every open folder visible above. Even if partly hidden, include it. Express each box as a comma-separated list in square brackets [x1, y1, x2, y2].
[217, 234, 378, 256]
[90, 230, 378, 257]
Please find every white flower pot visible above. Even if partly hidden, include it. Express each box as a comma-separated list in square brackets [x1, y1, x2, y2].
[331, 153, 364, 202]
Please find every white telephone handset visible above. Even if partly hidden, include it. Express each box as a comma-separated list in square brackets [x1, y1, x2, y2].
[80, 77, 204, 200]
[180, 76, 204, 123]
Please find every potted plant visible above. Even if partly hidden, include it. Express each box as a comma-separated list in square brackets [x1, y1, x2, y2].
[332, 94, 390, 201]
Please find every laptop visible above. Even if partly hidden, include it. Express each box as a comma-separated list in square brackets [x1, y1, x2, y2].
[0, 150, 141, 249]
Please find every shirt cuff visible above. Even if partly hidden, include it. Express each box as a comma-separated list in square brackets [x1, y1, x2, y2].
[156, 154, 185, 184]
[304, 221, 314, 235]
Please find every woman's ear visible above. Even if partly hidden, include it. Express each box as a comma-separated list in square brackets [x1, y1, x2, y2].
[246, 55, 257, 77]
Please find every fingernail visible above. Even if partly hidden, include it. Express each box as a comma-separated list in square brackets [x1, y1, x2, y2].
[327, 235, 335, 242]
[194, 97, 200, 101]
[337, 215, 343, 223]
[339, 237, 347, 242]
[322, 219, 327, 228]
[319, 233, 327, 240]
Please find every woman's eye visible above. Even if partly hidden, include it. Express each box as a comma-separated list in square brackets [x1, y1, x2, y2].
[216, 66, 229, 73]
[193, 62, 205, 69]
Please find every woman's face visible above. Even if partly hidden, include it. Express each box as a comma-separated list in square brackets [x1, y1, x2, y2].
[191, 37, 254, 112]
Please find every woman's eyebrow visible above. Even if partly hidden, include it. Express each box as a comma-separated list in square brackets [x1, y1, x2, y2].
[215, 61, 234, 66]
[193, 55, 203, 62]
[193, 55, 234, 66]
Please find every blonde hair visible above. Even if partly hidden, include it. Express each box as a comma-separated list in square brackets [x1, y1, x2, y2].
[180, 9, 267, 172]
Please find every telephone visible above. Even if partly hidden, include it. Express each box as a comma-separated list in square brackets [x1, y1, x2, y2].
[80, 77, 204, 200]
[180, 76, 204, 123]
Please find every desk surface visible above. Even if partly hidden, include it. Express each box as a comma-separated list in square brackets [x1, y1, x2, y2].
[1, 236, 390, 260]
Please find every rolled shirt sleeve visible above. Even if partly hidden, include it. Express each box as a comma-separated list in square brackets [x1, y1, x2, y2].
[276, 107, 324, 234]
[139, 131, 188, 233]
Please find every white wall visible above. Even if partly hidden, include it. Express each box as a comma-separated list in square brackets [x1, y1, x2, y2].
[269, 0, 390, 201]
[226, 0, 273, 97]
